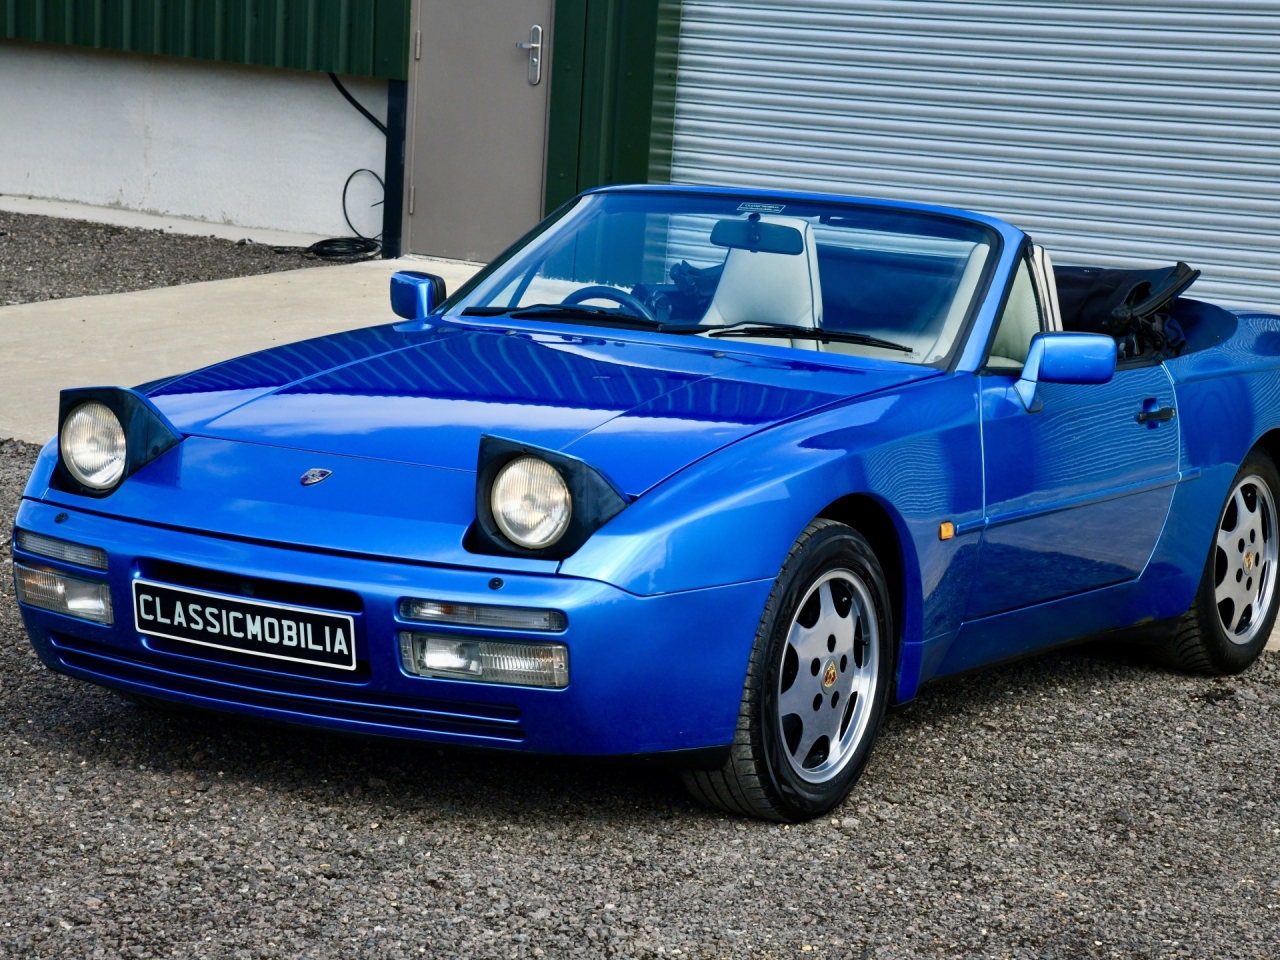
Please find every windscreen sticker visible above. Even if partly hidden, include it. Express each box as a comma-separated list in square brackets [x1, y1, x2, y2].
[737, 202, 786, 214]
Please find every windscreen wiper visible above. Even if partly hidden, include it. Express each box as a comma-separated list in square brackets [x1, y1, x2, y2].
[462, 304, 664, 331]
[699, 322, 915, 354]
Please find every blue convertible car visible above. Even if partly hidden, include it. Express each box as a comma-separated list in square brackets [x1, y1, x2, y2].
[12, 186, 1280, 820]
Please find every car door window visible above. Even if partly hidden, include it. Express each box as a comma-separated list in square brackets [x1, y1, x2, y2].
[986, 258, 1043, 372]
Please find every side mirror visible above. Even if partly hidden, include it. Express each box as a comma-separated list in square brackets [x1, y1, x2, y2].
[390, 271, 447, 319]
[1014, 332, 1116, 411]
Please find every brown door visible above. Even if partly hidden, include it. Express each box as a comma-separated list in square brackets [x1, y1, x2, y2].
[403, 0, 554, 262]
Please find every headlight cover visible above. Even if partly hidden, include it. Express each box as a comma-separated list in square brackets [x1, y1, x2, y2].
[491, 456, 572, 549]
[54, 387, 182, 497]
[60, 401, 127, 489]
[473, 436, 628, 559]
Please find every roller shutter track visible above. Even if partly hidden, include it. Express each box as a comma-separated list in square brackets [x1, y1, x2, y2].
[671, 1, 1280, 308]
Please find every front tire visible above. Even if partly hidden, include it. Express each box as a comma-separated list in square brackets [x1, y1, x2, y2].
[1159, 448, 1280, 674]
[682, 519, 894, 821]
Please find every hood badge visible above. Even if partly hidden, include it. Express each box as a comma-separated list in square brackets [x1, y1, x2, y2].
[300, 468, 332, 486]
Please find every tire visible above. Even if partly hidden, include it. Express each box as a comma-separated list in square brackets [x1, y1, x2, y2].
[681, 519, 895, 821]
[1158, 448, 1280, 675]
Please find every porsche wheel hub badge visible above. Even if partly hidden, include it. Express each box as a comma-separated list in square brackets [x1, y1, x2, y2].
[822, 660, 838, 689]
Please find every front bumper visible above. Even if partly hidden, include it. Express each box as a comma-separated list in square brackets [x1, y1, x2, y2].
[13, 498, 771, 756]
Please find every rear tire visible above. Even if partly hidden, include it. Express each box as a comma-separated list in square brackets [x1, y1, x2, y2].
[681, 519, 894, 821]
[1158, 448, 1280, 674]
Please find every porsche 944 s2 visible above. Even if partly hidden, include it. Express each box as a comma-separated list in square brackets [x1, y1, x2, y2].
[12, 186, 1280, 820]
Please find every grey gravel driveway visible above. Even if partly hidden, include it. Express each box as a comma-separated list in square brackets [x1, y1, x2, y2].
[1, 440, 1278, 959]
[0, 212, 323, 307]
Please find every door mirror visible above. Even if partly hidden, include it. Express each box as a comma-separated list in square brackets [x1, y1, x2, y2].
[390, 271, 447, 319]
[1014, 332, 1116, 411]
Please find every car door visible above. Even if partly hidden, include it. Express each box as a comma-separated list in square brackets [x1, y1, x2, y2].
[966, 253, 1180, 620]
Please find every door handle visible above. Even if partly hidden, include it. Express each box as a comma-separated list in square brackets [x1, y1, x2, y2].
[1136, 406, 1176, 424]
[517, 24, 543, 85]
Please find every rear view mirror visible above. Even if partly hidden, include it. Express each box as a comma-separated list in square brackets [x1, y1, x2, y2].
[710, 215, 803, 255]
[390, 271, 447, 319]
[1015, 332, 1116, 411]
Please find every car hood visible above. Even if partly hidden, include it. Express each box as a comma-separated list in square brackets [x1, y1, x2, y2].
[148, 322, 936, 497]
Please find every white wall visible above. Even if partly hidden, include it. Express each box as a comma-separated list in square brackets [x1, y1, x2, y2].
[0, 40, 389, 238]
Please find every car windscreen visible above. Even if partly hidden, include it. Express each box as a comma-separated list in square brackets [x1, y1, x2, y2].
[438, 192, 999, 366]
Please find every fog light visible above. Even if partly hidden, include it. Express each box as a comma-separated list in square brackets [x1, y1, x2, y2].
[13, 562, 113, 624]
[15, 529, 108, 570]
[399, 631, 568, 688]
[399, 598, 566, 631]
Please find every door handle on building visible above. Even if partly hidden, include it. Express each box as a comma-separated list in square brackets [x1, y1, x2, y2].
[517, 25, 543, 85]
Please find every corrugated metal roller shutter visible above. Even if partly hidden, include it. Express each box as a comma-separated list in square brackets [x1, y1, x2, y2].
[670, 1, 1280, 308]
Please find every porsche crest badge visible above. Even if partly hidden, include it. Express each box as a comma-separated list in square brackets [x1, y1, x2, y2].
[822, 660, 838, 689]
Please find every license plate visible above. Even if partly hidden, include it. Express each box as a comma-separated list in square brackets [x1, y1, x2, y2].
[132, 579, 357, 671]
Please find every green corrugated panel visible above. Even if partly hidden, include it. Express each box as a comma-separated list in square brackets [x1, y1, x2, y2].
[543, 0, 681, 214]
[543, 0, 588, 213]
[3, 0, 407, 78]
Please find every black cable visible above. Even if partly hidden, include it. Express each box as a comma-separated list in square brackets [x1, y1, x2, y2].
[342, 168, 385, 241]
[328, 73, 387, 135]
[309, 73, 388, 260]
[302, 236, 382, 261]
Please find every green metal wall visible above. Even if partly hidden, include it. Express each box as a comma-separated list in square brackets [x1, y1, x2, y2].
[2, 0, 409, 79]
[544, 0, 681, 214]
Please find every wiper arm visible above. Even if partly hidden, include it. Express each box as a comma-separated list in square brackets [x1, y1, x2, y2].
[704, 322, 915, 354]
[462, 304, 663, 330]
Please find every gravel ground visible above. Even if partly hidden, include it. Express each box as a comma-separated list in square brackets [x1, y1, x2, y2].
[0, 212, 326, 306]
[1, 438, 1278, 959]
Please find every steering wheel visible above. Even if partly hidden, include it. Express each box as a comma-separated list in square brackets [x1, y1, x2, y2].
[562, 285, 659, 324]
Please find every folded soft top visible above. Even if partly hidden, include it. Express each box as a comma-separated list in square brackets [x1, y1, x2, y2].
[1056, 262, 1199, 335]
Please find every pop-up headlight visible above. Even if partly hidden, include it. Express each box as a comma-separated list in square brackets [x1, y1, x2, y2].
[472, 436, 628, 560]
[54, 387, 182, 497]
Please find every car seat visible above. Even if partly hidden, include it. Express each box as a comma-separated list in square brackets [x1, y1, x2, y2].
[700, 216, 822, 348]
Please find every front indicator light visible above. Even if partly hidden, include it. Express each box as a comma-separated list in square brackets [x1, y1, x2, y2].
[399, 598, 566, 631]
[13, 563, 113, 624]
[15, 529, 109, 570]
[399, 631, 568, 688]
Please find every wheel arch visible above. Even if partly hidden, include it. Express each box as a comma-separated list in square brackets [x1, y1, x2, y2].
[1253, 427, 1280, 471]
[816, 493, 922, 702]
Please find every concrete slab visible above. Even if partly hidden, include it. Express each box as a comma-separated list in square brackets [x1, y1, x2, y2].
[1268, 625, 1280, 653]
[0, 255, 482, 444]
[0, 194, 335, 248]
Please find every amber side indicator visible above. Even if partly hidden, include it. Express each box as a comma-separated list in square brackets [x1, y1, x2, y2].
[939, 521, 955, 541]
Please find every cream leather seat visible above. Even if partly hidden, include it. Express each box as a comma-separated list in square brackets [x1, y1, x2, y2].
[700, 216, 822, 348]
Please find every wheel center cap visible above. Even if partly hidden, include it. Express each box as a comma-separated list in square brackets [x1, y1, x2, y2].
[822, 660, 838, 689]
[1246, 552, 1254, 571]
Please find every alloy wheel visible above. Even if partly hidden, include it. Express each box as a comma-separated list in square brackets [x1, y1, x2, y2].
[776, 569, 879, 784]
[1213, 474, 1278, 645]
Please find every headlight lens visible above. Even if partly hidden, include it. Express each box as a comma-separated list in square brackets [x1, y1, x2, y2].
[60, 401, 127, 490]
[491, 456, 572, 549]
